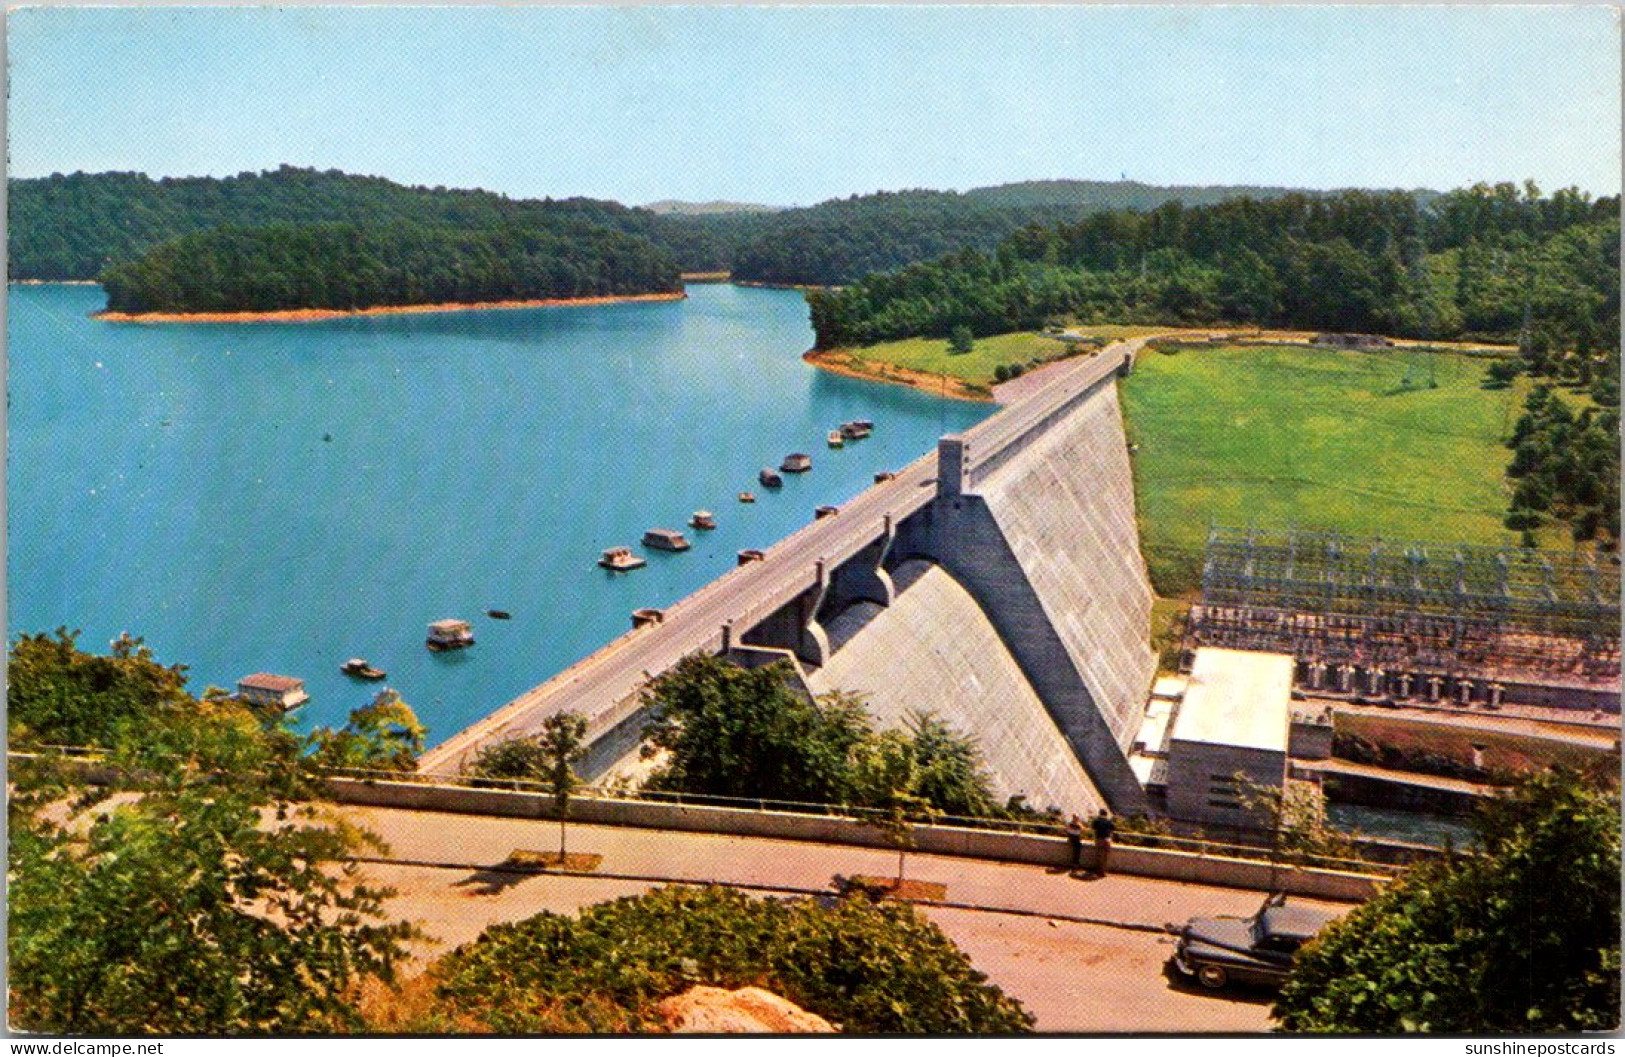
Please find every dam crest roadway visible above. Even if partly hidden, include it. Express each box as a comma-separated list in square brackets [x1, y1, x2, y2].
[420, 338, 1161, 816]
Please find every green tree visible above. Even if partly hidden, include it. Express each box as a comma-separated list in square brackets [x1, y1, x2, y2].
[305, 688, 426, 772]
[904, 711, 999, 818]
[8, 628, 192, 747]
[538, 711, 589, 858]
[641, 654, 872, 804]
[470, 734, 551, 783]
[1483, 359, 1521, 389]
[1274, 770, 1620, 1033]
[947, 325, 976, 355]
[7, 635, 418, 1034]
[1235, 775, 1355, 866]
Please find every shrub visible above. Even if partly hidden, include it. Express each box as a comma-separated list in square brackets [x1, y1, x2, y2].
[422, 885, 1034, 1033]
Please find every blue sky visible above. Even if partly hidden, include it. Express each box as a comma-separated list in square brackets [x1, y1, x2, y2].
[7, 5, 1620, 205]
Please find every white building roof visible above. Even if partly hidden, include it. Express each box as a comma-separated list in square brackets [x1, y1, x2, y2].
[1169, 648, 1293, 753]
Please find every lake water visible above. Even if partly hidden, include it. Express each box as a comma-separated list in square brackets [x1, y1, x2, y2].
[7, 283, 991, 743]
[1328, 801, 1475, 848]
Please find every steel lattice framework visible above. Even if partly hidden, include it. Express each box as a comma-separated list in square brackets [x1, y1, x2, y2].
[1188, 527, 1620, 684]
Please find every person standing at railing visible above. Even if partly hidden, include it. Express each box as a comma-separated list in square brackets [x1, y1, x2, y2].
[1065, 815, 1085, 872]
[1091, 809, 1116, 876]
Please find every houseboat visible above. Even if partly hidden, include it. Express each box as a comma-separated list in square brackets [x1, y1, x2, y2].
[874, 470, 896, 483]
[426, 619, 475, 652]
[487, 609, 512, 620]
[840, 420, 872, 441]
[690, 510, 717, 530]
[599, 546, 647, 571]
[759, 468, 783, 488]
[827, 430, 845, 448]
[739, 491, 757, 503]
[780, 452, 813, 473]
[815, 505, 840, 519]
[237, 673, 310, 712]
[340, 658, 387, 680]
[642, 528, 692, 551]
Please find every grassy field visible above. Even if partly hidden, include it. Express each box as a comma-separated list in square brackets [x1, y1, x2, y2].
[841, 325, 1184, 387]
[842, 332, 1079, 384]
[1120, 343, 1528, 595]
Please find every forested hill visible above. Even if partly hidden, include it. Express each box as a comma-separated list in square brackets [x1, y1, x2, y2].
[9, 166, 1362, 288]
[8, 166, 684, 281]
[808, 183, 1620, 350]
[671, 180, 1362, 286]
[98, 221, 681, 316]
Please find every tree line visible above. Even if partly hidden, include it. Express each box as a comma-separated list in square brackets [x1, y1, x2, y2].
[1503, 382, 1620, 546]
[11, 165, 1359, 290]
[807, 182, 1620, 350]
[9, 165, 689, 281]
[99, 219, 681, 314]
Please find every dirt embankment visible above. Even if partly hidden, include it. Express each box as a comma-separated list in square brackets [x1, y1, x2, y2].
[93, 291, 686, 324]
[802, 348, 994, 403]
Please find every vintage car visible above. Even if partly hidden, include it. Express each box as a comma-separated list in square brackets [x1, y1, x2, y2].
[1171, 894, 1340, 990]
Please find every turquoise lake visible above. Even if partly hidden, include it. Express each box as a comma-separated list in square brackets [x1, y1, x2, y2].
[7, 282, 991, 743]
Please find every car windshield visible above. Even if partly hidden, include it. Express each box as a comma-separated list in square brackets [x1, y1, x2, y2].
[1251, 907, 1312, 953]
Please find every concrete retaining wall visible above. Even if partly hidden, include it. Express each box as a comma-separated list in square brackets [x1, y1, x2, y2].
[324, 777, 1384, 902]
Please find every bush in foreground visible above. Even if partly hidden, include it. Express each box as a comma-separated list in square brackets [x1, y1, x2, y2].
[1274, 769, 1620, 1033]
[415, 885, 1033, 1034]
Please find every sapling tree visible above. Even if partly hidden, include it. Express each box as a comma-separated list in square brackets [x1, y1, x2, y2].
[538, 711, 589, 859]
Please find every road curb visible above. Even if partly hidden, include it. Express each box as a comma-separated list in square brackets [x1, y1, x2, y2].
[353, 855, 1177, 936]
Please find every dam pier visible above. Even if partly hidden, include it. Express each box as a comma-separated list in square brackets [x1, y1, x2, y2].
[421, 339, 1162, 816]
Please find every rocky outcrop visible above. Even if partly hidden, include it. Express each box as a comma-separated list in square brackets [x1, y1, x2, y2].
[655, 986, 836, 1034]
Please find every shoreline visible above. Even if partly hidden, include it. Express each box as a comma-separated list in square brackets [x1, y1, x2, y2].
[12, 279, 101, 286]
[736, 279, 835, 293]
[801, 348, 994, 403]
[92, 290, 686, 324]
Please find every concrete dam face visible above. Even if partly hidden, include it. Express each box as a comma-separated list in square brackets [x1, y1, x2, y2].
[420, 343, 1159, 815]
[813, 559, 1110, 816]
[881, 377, 1156, 811]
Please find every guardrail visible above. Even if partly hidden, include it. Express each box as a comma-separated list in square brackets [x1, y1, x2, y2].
[9, 744, 1410, 878]
[11, 744, 1418, 877]
[327, 763, 1402, 877]
[10, 747, 1396, 899]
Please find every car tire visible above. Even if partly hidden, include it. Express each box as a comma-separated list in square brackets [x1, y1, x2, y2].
[1197, 964, 1229, 990]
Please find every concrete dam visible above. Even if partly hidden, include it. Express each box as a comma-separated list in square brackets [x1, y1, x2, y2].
[420, 340, 1159, 815]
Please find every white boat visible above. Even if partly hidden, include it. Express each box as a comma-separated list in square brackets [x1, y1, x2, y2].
[599, 546, 647, 571]
[642, 528, 692, 551]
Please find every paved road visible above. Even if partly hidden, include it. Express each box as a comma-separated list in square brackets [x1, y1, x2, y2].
[335, 803, 1344, 1032]
[421, 339, 1146, 775]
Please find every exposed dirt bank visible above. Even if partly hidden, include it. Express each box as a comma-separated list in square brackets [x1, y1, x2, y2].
[93, 290, 686, 324]
[802, 348, 994, 403]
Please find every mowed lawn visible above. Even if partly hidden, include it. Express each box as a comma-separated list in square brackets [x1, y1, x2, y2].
[1120, 344, 1527, 595]
[844, 325, 1178, 385]
[845, 332, 1076, 384]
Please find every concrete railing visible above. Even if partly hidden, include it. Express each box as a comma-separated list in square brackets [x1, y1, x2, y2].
[322, 775, 1387, 902]
[944, 341, 1135, 493]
